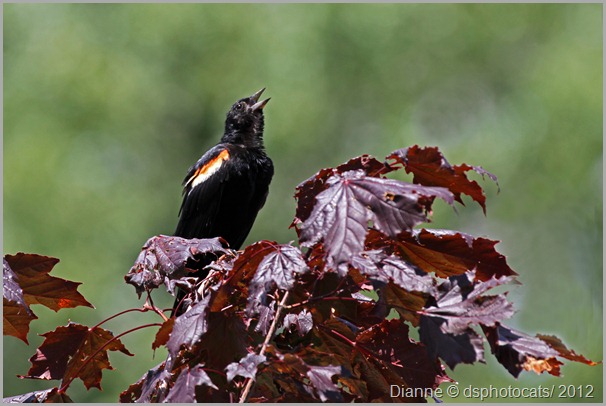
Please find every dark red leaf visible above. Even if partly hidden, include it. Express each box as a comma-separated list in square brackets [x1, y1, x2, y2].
[247, 244, 308, 314]
[370, 228, 517, 281]
[4, 253, 92, 311]
[210, 240, 275, 312]
[299, 170, 453, 273]
[306, 364, 342, 402]
[419, 316, 485, 369]
[355, 319, 451, 401]
[313, 318, 358, 367]
[125, 235, 228, 297]
[382, 283, 429, 325]
[2, 387, 73, 403]
[536, 334, 599, 366]
[23, 322, 133, 390]
[422, 272, 516, 333]
[152, 318, 175, 351]
[387, 145, 498, 213]
[482, 323, 562, 378]
[352, 251, 437, 296]
[167, 294, 211, 356]
[3, 298, 37, 344]
[119, 362, 169, 403]
[293, 155, 392, 227]
[282, 309, 313, 336]
[254, 302, 276, 335]
[164, 365, 218, 403]
[225, 353, 266, 382]
[251, 349, 321, 402]
[197, 312, 248, 370]
[4, 258, 29, 310]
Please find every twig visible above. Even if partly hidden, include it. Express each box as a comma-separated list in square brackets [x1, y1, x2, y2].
[91, 293, 168, 330]
[283, 294, 361, 310]
[238, 291, 291, 403]
[90, 308, 151, 330]
[144, 292, 169, 322]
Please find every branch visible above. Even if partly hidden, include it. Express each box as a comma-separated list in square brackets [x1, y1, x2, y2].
[238, 291, 291, 403]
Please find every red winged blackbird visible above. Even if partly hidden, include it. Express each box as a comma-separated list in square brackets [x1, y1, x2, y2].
[172, 88, 274, 315]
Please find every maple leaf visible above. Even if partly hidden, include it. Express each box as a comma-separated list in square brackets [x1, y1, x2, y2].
[419, 316, 485, 370]
[256, 345, 345, 402]
[210, 240, 276, 312]
[482, 323, 562, 378]
[3, 299, 38, 344]
[312, 318, 358, 368]
[125, 235, 228, 297]
[3, 253, 92, 344]
[387, 145, 498, 213]
[247, 243, 308, 314]
[352, 251, 437, 296]
[355, 319, 451, 402]
[225, 353, 266, 382]
[152, 318, 175, 351]
[251, 350, 322, 402]
[254, 301, 276, 335]
[3, 258, 29, 309]
[306, 364, 343, 402]
[299, 169, 454, 273]
[421, 271, 516, 334]
[23, 322, 133, 390]
[381, 283, 429, 325]
[164, 365, 218, 403]
[293, 155, 392, 228]
[536, 334, 600, 366]
[197, 312, 249, 371]
[4, 253, 92, 311]
[282, 309, 313, 336]
[166, 294, 211, 357]
[2, 387, 73, 403]
[4, 256, 36, 344]
[367, 228, 517, 281]
[119, 362, 169, 403]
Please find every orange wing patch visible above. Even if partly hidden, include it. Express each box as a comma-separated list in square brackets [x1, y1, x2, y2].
[186, 149, 230, 189]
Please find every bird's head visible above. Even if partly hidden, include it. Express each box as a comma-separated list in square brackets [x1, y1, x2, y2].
[223, 88, 270, 146]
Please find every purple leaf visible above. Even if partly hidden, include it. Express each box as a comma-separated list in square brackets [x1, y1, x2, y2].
[125, 235, 227, 297]
[300, 170, 453, 273]
[167, 294, 211, 356]
[483, 323, 562, 378]
[306, 365, 343, 402]
[419, 316, 485, 369]
[225, 353, 266, 382]
[165, 365, 218, 403]
[282, 309, 314, 336]
[247, 244, 308, 314]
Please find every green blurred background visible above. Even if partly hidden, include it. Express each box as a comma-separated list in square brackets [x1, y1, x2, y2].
[3, 3, 602, 403]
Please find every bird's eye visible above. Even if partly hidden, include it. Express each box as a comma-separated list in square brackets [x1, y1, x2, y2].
[236, 102, 245, 111]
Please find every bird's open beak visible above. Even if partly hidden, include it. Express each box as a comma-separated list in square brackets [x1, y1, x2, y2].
[250, 88, 270, 111]
[250, 88, 266, 102]
[251, 98, 270, 111]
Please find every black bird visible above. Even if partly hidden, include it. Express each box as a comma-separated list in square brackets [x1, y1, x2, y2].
[173, 88, 274, 315]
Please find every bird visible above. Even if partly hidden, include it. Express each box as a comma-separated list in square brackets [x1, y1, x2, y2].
[172, 88, 274, 315]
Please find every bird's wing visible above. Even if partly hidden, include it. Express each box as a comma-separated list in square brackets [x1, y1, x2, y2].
[175, 144, 232, 239]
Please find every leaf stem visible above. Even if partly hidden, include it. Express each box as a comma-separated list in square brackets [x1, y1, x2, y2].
[238, 291, 290, 403]
[90, 307, 150, 330]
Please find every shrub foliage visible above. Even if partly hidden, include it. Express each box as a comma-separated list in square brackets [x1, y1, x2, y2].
[3, 146, 598, 402]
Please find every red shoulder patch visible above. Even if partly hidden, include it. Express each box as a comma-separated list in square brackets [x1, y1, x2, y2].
[186, 149, 230, 188]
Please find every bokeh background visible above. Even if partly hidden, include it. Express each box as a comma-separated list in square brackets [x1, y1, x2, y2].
[3, 3, 602, 403]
